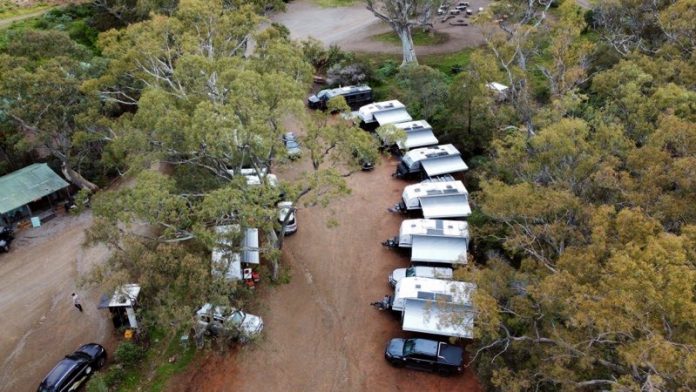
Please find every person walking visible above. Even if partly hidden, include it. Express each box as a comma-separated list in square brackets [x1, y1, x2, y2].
[72, 292, 83, 312]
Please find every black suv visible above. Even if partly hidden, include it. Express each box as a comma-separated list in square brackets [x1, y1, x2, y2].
[384, 338, 464, 375]
[38, 343, 107, 392]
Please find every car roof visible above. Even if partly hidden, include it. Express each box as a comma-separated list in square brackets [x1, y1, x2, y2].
[41, 357, 85, 388]
[412, 338, 439, 355]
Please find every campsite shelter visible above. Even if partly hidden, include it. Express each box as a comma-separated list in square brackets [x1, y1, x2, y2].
[0, 163, 70, 225]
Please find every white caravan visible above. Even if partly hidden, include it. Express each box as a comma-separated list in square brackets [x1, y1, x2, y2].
[392, 277, 476, 339]
[384, 219, 469, 265]
[394, 144, 468, 179]
[357, 100, 412, 130]
[396, 180, 471, 219]
[393, 120, 439, 150]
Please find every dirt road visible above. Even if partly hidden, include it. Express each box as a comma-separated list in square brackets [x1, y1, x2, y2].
[0, 211, 113, 392]
[167, 157, 480, 391]
[272, 0, 490, 55]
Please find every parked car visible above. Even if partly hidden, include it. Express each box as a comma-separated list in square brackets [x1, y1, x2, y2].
[384, 338, 464, 375]
[282, 132, 301, 159]
[38, 343, 107, 392]
[195, 303, 264, 342]
[277, 201, 297, 235]
[0, 226, 13, 252]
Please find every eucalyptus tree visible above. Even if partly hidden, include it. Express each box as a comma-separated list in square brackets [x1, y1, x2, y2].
[365, 0, 434, 65]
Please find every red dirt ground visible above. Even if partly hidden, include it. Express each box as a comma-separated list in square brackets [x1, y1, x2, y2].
[166, 157, 481, 391]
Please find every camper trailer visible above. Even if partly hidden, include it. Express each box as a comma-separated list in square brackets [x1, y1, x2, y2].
[357, 100, 412, 131]
[383, 219, 469, 265]
[307, 85, 373, 111]
[378, 277, 476, 339]
[392, 120, 439, 150]
[394, 144, 468, 179]
[393, 180, 471, 219]
[98, 284, 141, 330]
[388, 266, 454, 287]
[212, 225, 260, 281]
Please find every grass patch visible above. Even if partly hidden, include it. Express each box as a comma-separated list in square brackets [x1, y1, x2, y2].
[421, 49, 473, 75]
[0, 1, 53, 21]
[113, 329, 197, 392]
[372, 30, 449, 46]
[312, 0, 356, 7]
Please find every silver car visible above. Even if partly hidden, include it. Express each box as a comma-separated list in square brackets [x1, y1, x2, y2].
[283, 132, 301, 159]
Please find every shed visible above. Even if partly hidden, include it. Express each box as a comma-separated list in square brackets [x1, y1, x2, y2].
[0, 163, 69, 221]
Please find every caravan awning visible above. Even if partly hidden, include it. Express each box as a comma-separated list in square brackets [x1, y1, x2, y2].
[420, 194, 472, 219]
[421, 156, 468, 177]
[398, 130, 439, 150]
[374, 109, 412, 126]
[411, 235, 467, 264]
[402, 299, 474, 339]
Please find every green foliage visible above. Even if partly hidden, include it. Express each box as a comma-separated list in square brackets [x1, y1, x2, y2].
[114, 342, 146, 368]
[300, 38, 352, 73]
[395, 64, 448, 121]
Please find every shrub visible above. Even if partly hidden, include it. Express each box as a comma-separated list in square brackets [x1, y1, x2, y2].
[114, 342, 145, 368]
[326, 62, 371, 86]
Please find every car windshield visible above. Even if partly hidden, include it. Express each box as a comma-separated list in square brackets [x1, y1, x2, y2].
[229, 311, 244, 325]
[405, 267, 416, 277]
[403, 339, 416, 356]
[286, 141, 299, 148]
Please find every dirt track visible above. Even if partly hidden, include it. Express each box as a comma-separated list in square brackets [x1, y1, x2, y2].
[167, 157, 480, 391]
[0, 212, 113, 392]
[272, 0, 491, 55]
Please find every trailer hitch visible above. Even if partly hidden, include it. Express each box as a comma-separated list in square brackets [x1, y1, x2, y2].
[387, 203, 403, 213]
[381, 238, 398, 248]
[370, 295, 392, 311]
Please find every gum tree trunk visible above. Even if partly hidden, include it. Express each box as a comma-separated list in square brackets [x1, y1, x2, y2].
[396, 25, 418, 65]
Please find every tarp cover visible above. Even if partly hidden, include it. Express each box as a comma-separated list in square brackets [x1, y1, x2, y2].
[374, 109, 412, 126]
[420, 155, 468, 177]
[0, 163, 69, 214]
[397, 129, 439, 150]
[411, 235, 467, 263]
[420, 194, 472, 219]
[402, 299, 474, 338]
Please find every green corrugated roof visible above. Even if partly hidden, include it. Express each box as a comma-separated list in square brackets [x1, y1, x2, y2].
[0, 163, 69, 214]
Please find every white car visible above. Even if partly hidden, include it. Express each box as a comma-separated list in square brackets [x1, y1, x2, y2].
[195, 303, 264, 342]
[277, 201, 297, 235]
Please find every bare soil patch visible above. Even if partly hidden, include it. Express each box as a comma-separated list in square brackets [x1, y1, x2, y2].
[272, 0, 491, 55]
[167, 156, 480, 391]
[0, 211, 115, 392]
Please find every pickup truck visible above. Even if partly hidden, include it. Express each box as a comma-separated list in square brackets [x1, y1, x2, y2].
[384, 338, 464, 375]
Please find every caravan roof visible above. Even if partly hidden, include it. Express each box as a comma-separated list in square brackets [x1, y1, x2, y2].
[358, 100, 412, 125]
[108, 284, 141, 308]
[394, 277, 475, 307]
[394, 121, 439, 149]
[399, 219, 469, 239]
[394, 120, 433, 133]
[317, 85, 371, 99]
[402, 181, 467, 205]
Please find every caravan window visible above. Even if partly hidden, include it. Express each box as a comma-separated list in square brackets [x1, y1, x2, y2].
[405, 267, 416, 277]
